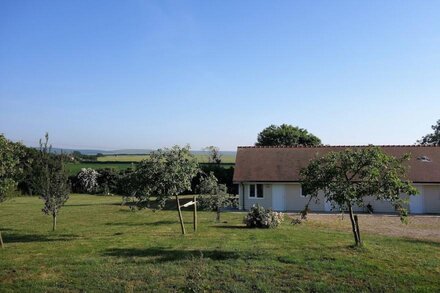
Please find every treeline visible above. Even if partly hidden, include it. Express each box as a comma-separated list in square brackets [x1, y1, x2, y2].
[3, 138, 236, 197]
[69, 163, 236, 195]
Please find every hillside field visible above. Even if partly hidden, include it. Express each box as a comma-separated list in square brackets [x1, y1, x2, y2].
[66, 162, 135, 176]
[96, 154, 236, 163]
[0, 195, 439, 292]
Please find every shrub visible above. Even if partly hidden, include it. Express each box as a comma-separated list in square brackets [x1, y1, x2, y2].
[244, 204, 284, 228]
[77, 168, 100, 193]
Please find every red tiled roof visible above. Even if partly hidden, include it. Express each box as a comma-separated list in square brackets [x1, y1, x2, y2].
[233, 145, 440, 183]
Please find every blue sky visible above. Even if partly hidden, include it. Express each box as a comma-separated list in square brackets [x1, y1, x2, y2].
[1, 1, 439, 150]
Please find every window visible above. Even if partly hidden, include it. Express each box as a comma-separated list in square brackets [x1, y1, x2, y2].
[301, 185, 309, 197]
[257, 184, 263, 198]
[249, 185, 255, 197]
[249, 184, 264, 198]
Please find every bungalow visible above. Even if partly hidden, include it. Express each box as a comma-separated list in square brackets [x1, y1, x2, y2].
[233, 145, 440, 214]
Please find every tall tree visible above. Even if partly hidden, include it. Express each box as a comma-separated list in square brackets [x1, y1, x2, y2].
[300, 147, 418, 246]
[34, 134, 70, 231]
[197, 172, 234, 222]
[0, 135, 25, 248]
[204, 146, 222, 164]
[418, 119, 440, 146]
[136, 145, 199, 234]
[256, 124, 321, 147]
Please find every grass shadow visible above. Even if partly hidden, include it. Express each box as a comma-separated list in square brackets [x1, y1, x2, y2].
[399, 237, 440, 247]
[2, 232, 78, 243]
[120, 197, 195, 211]
[105, 220, 179, 227]
[103, 247, 263, 263]
[65, 203, 120, 207]
[211, 225, 248, 229]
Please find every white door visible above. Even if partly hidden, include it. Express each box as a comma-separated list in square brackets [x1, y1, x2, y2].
[410, 193, 425, 214]
[272, 184, 286, 211]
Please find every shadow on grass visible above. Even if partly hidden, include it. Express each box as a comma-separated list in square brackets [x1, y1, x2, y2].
[119, 197, 196, 211]
[65, 203, 120, 207]
[2, 232, 78, 243]
[104, 220, 179, 227]
[103, 247, 264, 263]
[400, 237, 440, 247]
[211, 225, 248, 229]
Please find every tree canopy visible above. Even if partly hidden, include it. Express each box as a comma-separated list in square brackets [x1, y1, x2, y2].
[0, 134, 24, 202]
[256, 124, 321, 147]
[204, 146, 222, 164]
[136, 145, 200, 234]
[0, 134, 25, 247]
[197, 172, 234, 222]
[34, 134, 70, 231]
[300, 146, 418, 246]
[418, 119, 440, 146]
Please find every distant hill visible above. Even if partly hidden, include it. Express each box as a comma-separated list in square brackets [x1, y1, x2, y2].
[49, 147, 236, 156]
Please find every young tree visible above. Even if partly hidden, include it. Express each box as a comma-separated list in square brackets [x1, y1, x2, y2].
[136, 145, 199, 234]
[77, 168, 100, 193]
[0, 134, 25, 248]
[34, 134, 70, 231]
[300, 147, 418, 246]
[418, 119, 440, 146]
[256, 124, 321, 147]
[204, 146, 222, 164]
[197, 172, 233, 222]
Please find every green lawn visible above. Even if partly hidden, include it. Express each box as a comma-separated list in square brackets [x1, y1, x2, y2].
[97, 154, 236, 163]
[0, 195, 439, 292]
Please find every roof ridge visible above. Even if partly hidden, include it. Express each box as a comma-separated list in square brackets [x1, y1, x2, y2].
[237, 145, 440, 149]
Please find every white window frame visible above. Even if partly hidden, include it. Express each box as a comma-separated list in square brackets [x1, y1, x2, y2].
[248, 183, 264, 199]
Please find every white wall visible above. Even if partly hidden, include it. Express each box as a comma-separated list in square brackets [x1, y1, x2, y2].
[238, 183, 440, 214]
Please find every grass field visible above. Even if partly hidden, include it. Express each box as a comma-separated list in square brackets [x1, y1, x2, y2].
[96, 154, 236, 163]
[66, 162, 134, 176]
[0, 195, 439, 292]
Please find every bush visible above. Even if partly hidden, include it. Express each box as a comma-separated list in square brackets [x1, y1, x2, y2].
[244, 204, 284, 228]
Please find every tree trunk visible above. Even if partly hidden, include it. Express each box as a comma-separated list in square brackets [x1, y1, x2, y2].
[216, 208, 221, 222]
[354, 215, 362, 245]
[175, 195, 186, 235]
[52, 214, 57, 231]
[193, 195, 197, 232]
[348, 205, 360, 246]
[0, 231, 4, 249]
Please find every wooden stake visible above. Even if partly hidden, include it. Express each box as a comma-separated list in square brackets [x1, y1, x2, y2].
[176, 195, 186, 235]
[193, 195, 197, 232]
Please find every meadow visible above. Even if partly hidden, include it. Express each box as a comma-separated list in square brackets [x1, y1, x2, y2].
[0, 195, 439, 292]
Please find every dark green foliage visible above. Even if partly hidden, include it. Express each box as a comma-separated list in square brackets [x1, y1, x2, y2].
[16, 146, 39, 195]
[300, 146, 418, 245]
[96, 168, 119, 195]
[256, 124, 321, 147]
[197, 164, 236, 194]
[418, 119, 440, 146]
[0, 134, 25, 202]
[115, 169, 145, 198]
